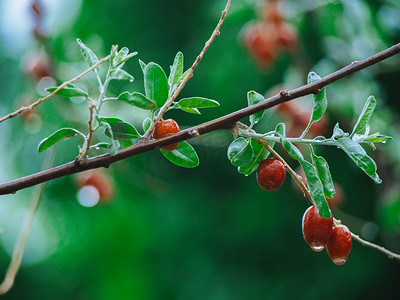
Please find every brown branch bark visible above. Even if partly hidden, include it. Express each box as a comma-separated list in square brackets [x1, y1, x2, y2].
[0, 42, 399, 196]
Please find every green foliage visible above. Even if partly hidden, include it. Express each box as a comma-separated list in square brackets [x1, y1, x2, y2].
[227, 137, 253, 167]
[38, 128, 84, 153]
[160, 142, 199, 168]
[247, 90, 265, 127]
[116, 92, 156, 110]
[99, 117, 141, 141]
[144, 62, 169, 108]
[46, 84, 89, 99]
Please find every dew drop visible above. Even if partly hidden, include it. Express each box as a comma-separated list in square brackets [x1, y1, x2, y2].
[95, 147, 100, 150]
[129, 79, 134, 82]
[382, 141, 386, 144]
[310, 241, 325, 252]
[332, 257, 347, 265]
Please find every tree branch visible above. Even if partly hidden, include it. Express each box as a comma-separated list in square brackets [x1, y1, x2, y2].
[0, 43, 399, 196]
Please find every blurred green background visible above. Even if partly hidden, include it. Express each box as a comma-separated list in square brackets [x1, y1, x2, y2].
[1, 0, 400, 299]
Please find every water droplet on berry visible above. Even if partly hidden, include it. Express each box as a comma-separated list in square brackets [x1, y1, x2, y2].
[310, 242, 324, 252]
[332, 257, 347, 265]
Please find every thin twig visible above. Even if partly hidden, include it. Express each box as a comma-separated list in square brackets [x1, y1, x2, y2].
[80, 104, 96, 162]
[0, 146, 57, 294]
[0, 46, 118, 124]
[351, 232, 400, 260]
[143, 0, 232, 139]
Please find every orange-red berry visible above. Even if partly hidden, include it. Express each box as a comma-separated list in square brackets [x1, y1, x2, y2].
[153, 119, 180, 151]
[256, 158, 286, 191]
[326, 224, 352, 265]
[302, 205, 334, 252]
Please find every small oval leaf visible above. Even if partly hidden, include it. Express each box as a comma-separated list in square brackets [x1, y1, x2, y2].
[177, 97, 220, 109]
[100, 117, 141, 141]
[310, 148, 335, 199]
[168, 52, 184, 87]
[109, 69, 134, 81]
[160, 141, 199, 168]
[227, 137, 253, 167]
[247, 90, 265, 127]
[38, 128, 83, 153]
[335, 138, 381, 183]
[46, 84, 88, 99]
[76, 38, 99, 75]
[144, 62, 169, 108]
[116, 92, 156, 110]
[300, 160, 332, 218]
[351, 95, 376, 136]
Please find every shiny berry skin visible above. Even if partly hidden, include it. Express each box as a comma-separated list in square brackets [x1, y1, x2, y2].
[302, 206, 334, 252]
[256, 158, 286, 191]
[326, 224, 352, 265]
[153, 119, 180, 151]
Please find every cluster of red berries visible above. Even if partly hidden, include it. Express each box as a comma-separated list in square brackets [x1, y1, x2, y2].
[256, 158, 351, 265]
[241, 0, 297, 68]
[302, 206, 352, 265]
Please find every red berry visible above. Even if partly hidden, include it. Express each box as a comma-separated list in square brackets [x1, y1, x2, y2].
[275, 22, 297, 50]
[302, 206, 334, 252]
[153, 119, 180, 151]
[326, 224, 352, 265]
[242, 22, 277, 67]
[256, 158, 286, 191]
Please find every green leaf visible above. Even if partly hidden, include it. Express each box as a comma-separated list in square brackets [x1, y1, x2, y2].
[46, 84, 88, 99]
[335, 138, 381, 183]
[361, 133, 392, 143]
[138, 59, 146, 73]
[177, 69, 190, 86]
[160, 141, 199, 168]
[100, 117, 141, 141]
[109, 69, 134, 81]
[300, 160, 332, 218]
[275, 123, 304, 161]
[179, 107, 201, 115]
[227, 137, 253, 167]
[307, 71, 327, 123]
[144, 62, 169, 108]
[38, 128, 83, 153]
[168, 51, 184, 87]
[112, 47, 138, 69]
[247, 90, 265, 127]
[76, 38, 99, 75]
[238, 138, 270, 176]
[142, 117, 152, 132]
[116, 92, 156, 110]
[310, 148, 335, 199]
[351, 96, 376, 136]
[90, 142, 110, 149]
[177, 97, 220, 109]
